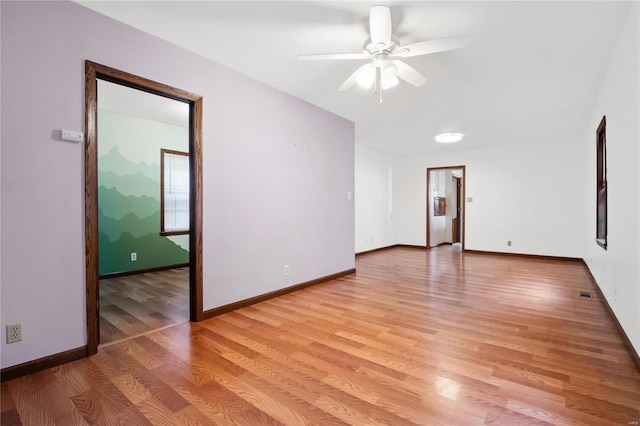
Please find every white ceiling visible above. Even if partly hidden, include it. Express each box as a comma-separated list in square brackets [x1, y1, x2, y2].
[77, 1, 632, 156]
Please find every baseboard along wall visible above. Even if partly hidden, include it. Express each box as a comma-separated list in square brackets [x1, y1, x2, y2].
[202, 268, 356, 319]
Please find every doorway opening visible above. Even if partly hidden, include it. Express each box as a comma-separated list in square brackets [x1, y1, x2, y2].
[96, 80, 191, 346]
[85, 61, 203, 355]
[426, 166, 466, 250]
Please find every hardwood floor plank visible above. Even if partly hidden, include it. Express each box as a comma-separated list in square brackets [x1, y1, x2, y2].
[239, 373, 346, 426]
[484, 405, 556, 426]
[99, 268, 189, 345]
[0, 410, 22, 426]
[102, 347, 191, 413]
[194, 331, 349, 424]
[74, 360, 134, 414]
[1, 382, 22, 426]
[155, 367, 278, 426]
[5, 248, 640, 425]
[111, 373, 155, 405]
[322, 373, 380, 405]
[563, 389, 639, 424]
[313, 394, 413, 426]
[69, 389, 112, 425]
[136, 396, 184, 426]
[9, 376, 57, 425]
[114, 405, 154, 426]
[564, 376, 640, 408]
[26, 369, 90, 426]
[173, 405, 220, 426]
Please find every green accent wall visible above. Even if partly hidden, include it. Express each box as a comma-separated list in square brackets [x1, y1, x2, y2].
[98, 109, 189, 276]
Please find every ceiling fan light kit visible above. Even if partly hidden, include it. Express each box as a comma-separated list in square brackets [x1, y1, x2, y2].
[298, 5, 472, 103]
[356, 63, 399, 90]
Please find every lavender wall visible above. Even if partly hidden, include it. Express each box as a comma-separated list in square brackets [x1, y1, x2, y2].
[0, 1, 354, 368]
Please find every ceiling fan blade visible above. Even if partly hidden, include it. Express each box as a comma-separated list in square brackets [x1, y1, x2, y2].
[395, 35, 474, 58]
[393, 60, 427, 87]
[370, 5, 392, 48]
[298, 53, 369, 60]
[338, 64, 371, 91]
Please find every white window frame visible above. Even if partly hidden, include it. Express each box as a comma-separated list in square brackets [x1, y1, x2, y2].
[161, 149, 190, 235]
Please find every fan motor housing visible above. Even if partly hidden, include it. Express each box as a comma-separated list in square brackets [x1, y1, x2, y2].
[363, 37, 400, 56]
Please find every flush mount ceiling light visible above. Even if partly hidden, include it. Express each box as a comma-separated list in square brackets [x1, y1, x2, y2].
[435, 132, 464, 143]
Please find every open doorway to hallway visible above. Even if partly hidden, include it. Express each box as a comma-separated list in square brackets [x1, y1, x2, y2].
[426, 166, 466, 250]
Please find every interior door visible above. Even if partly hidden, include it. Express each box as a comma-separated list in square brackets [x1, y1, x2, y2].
[453, 176, 462, 243]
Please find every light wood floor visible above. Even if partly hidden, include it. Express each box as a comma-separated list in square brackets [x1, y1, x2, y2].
[99, 268, 189, 345]
[3, 248, 639, 425]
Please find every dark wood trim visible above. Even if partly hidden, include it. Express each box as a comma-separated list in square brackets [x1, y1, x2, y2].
[85, 61, 204, 356]
[360, 246, 577, 262]
[394, 244, 428, 250]
[426, 166, 466, 250]
[160, 148, 189, 235]
[464, 249, 582, 262]
[1, 346, 87, 383]
[426, 170, 430, 248]
[202, 268, 356, 320]
[160, 149, 189, 156]
[596, 115, 607, 250]
[462, 170, 466, 252]
[99, 263, 189, 280]
[87, 61, 202, 102]
[426, 165, 467, 172]
[453, 176, 462, 243]
[85, 63, 99, 356]
[159, 230, 190, 237]
[582, 261, 640, 373]
[452, 217, 458, 242]
[190, 96, 204, 322]
[356, 244, 427, 256]
[356, 245, 397, 256]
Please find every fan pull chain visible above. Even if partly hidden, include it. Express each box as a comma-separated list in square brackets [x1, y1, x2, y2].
[375, 66, 384, 103]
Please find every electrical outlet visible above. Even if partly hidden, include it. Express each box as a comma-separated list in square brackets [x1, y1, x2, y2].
[131, 252, 137, 261]
[284, 265, 290, 276]
[507, 241, 512, 247]
[6, 324, 22, 344]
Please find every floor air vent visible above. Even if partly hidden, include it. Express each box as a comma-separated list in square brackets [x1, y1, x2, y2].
[579, 291, 592, 298]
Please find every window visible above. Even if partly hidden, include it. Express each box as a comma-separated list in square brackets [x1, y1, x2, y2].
[161, 149, 189, 235]
[596, 116, 607, 249]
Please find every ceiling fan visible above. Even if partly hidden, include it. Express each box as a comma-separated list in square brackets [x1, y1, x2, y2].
[298, 5, 472, 103]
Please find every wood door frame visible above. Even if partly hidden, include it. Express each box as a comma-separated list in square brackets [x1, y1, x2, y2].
[85, 61, 204, 356]
[452, 176, 462, 243]
[426, 165, 466, 250]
